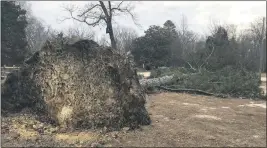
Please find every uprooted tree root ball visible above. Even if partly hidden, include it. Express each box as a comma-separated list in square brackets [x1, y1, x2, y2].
[1, 39, 151, 131]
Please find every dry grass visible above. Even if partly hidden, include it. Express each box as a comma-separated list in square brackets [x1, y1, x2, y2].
[54, 132, 100, 144]
[107, 93, 266, 147]
[2, 92, 266, 147]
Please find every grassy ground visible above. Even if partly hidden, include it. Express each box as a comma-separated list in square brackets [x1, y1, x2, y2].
[1, 93, 266, 147]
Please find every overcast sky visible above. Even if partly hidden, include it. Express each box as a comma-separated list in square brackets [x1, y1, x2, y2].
[30, 1, 266, 39]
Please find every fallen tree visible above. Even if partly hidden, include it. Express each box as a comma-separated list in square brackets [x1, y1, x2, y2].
[1, 39, 151, 131]
[139, 66, 262, 99]
[138, 74, 227, 98]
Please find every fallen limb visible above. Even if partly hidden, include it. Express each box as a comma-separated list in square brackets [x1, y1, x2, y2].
[156, 86, 227, 98]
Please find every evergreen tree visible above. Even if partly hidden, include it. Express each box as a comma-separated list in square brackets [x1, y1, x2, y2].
[1, 1, 28, 66]
[131, 20, 178, 68]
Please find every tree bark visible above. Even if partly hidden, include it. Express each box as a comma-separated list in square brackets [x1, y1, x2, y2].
[259, 17, 265, 77]
[139, 75, 174, 88]
[139, 74, 227, 98]
[99, 1, 117, 49]
[107, 19, 117, 49]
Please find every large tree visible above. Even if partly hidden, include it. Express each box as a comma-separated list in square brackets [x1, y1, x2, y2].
[234, 17, 266, 72]
[203, 26, 233, 70]
[1, 1, 28, 66]
[62, 1, 138, 49]
[131, 20, 178, 68]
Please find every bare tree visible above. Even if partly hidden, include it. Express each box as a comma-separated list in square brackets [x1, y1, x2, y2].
[65, 26, 95, 40]
[207, 18, 221, 36]
[61, 1, 138, 49]
[250, 17, 266, 45]
[180, 15, 188, 38]
[113, 25, 138, 53]
[171, 15, 198, 68]
[178, 15, 198, 55]
[18, 1, 51, 54]
[224, 24, 237, 39]
[26, 17, 50, 53]
[250, 17, 266, 75]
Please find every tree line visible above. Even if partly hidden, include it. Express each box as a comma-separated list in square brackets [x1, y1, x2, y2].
[130, 19, 266, 73]
[1, 1, 266, 73]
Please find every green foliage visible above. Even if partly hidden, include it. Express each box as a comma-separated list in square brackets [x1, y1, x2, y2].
[203, 26, 238, 70]
[154, 67, 261, 99]
[131, 17, 265, 73]
[1, 1, 29, 66]
[131, 20, 178, 68]
[163, 20, 176, 30]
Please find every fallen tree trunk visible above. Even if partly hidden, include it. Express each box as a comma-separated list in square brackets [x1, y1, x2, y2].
[139, 75, 174, 88]
[139, 74, 227, 98]
[139, 72, 199, 88]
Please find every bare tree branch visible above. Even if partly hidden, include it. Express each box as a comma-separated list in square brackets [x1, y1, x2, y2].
[77, 4, 101, 17]
[110, 2, 141, 28]
[99, 1, 109, 18]
[61, 1, 139, 49]
[63, 6, 105, 27]
[113, 25, 138, 53]
[108, 1, 112, 18]
[199, 46, 215, 69]
[111, 1, 124, 12]
[186, 61, 197, 71]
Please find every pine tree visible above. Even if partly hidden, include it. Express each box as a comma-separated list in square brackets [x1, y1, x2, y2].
[1, 1, 28, 66]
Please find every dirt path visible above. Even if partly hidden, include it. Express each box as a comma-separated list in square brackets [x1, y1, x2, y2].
[1, 93, 266, 147]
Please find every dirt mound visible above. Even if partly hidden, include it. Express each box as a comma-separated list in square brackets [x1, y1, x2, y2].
[1, 39, 151, 131]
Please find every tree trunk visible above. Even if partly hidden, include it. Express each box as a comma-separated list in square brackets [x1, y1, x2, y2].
[139, 75, 174, 88]
[139, 72, 200, 89]
[138, 74, 227, 98]
[107, 20, 117, 49]
[259, 17, 265, 76]
[99, 1, 117, 49]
